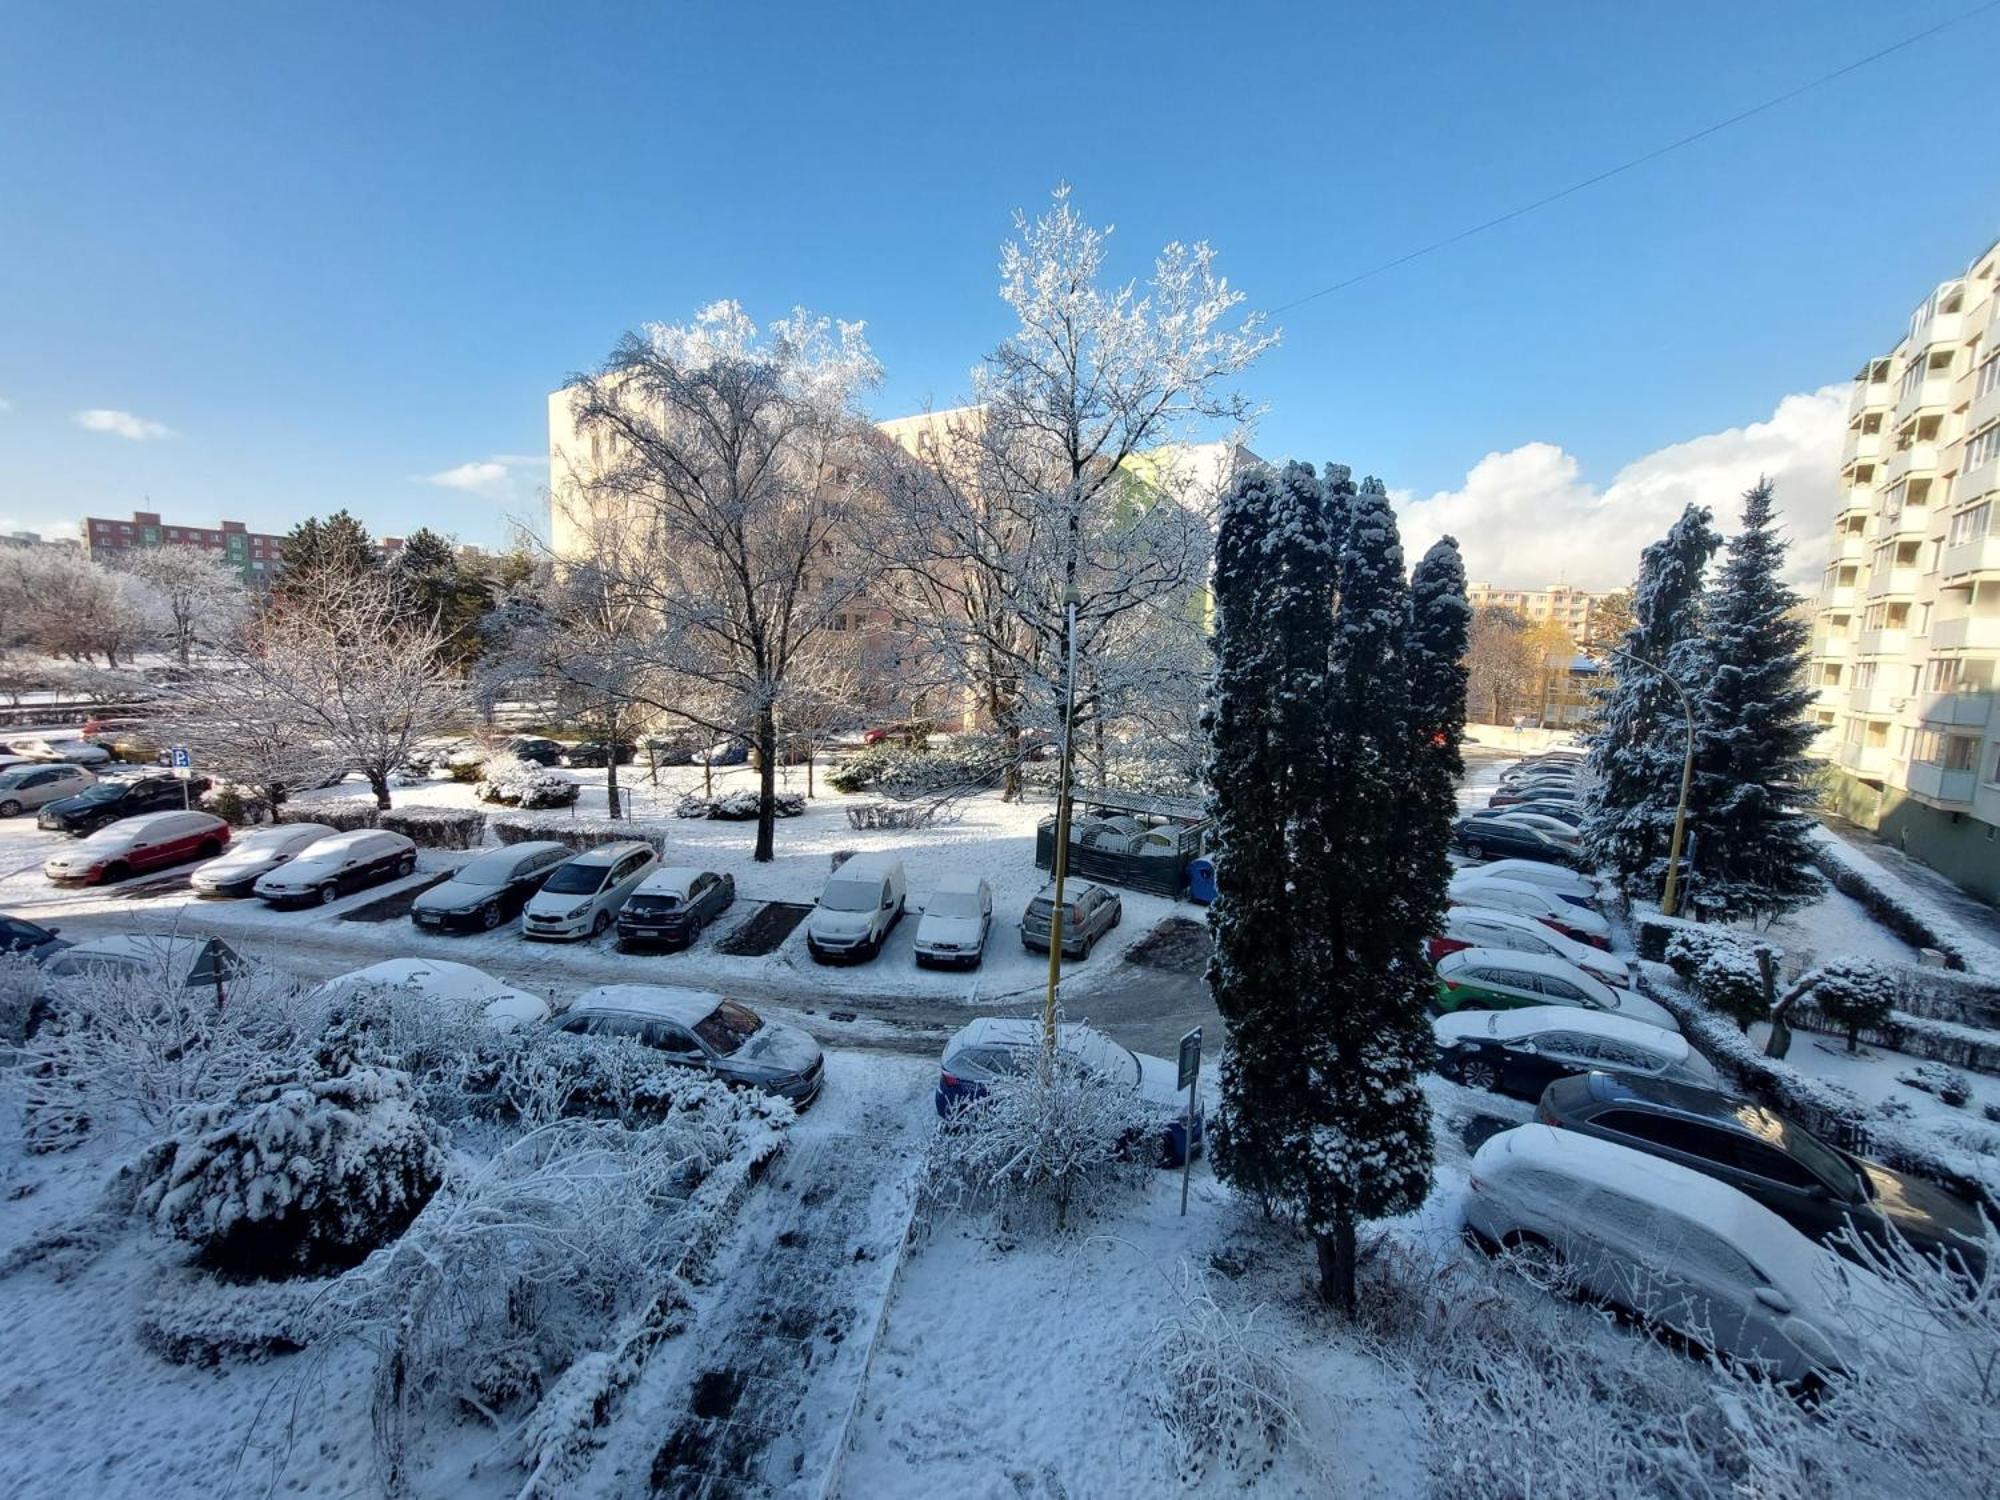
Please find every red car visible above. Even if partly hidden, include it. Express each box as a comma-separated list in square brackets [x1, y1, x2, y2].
[42, 810, 230, 885]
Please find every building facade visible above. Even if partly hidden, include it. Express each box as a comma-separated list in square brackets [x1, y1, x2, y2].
[82, 510, 404, 583]
[1807, 238, 2000, 904]
[1466, 582, 1611, 644]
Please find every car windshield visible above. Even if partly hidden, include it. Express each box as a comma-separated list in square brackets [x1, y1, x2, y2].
[821, 879, 879, 913]
[927, 890, 983, 919]
[694, 1000, 761, 1055]
[1768, 1118, 1866, 1201]
[46, 952, 147, 980]
[68, 784, 126, 804]
[541, 863, 606, 896]
[454, 856, 517, 888]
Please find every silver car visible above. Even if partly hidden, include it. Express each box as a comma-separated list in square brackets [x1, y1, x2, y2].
[0, 763, 97, 818]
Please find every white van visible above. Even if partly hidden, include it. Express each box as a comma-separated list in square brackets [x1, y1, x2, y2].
[805, 852, 907, 962]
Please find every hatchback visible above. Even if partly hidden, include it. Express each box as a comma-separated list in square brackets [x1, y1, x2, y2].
[1427, 905, 1632, 990]
[253, 829, 418, 906]
[505, 736, 566, 766]
[1468, 800, 1582, 830]
[1539, 1072, 1989, 1277]
[0, 763, 96, 818]
[1448, 874, 1611, 948]
[1433, 948, 1679, 1031]
[914, 874, 994, 968]
[413, 840, 573, 931]
[522, 840, 659, 940]
[37, 773, 211, 835]
[1020, 880, 1123, 960]
[43, 810, 229, 885]
[190, 822, 336, 897]
[1432, 1007, 1718, 1099]
[559, 984, 824, 1103]
[618, 866, 736, 948]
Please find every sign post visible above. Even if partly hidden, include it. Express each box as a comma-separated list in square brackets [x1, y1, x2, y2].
[184, 936, 246, 1011]
[1177, 1026, 1201, 1218]
[170, 746, 193, 808]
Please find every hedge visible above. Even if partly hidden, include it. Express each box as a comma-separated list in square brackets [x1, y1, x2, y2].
[490, 812, 669, 855]
[1780, 998, 2000, 1079]
[378, 808, 487, 850]
[1887, 966, 2000, 1033]
[276, 803, 380, 833]
[1808, 838, 1972, 971]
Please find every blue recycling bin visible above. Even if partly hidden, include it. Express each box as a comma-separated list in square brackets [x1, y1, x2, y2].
[1187, 856, 1218, 905]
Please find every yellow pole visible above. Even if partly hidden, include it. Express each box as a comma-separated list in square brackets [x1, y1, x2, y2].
[1043, 592, 1080, 1057]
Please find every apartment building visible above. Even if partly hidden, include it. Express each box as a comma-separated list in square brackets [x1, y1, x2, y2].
[1808, 238, 2000, 903]
[1466, 582, 1610, 644]
[82, 510, 405, 583]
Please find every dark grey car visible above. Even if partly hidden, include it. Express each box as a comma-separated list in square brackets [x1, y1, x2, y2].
[1020, 880, 1123, 960]
[618, 867, 736, 949]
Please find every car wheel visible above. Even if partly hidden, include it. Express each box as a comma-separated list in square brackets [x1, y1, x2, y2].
[0, 799, 19, 818]
[318, 881, 340, 906]
[1499, 1231, 1569, 1292]
[1454, 1056, 1500, 1092]
[102, 861, 129, 884]
[687, 916, 703, 944]
[591, 910, 610, 937]
[481, 903, 502, 931]
[1464, 841, 1485, 860]
[1111, 901, 1123, 929]
[397, 853, 416, 877]
[198, 839, 222, 859]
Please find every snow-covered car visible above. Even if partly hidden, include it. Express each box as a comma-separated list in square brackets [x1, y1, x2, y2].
[616, 866, 736, 949]
[36, 772, 209, 835]
[39, 932, 246, 987]
[1019, 880, 1123, 960]
[558, 984, 824, 1103]
[1457, 859, 1598, 907]
[412, 840, 573, 932]
[190, 822, 337, 897]
[1427, 905, 1633, 990]
[804, 852, 907, 962]
[7, 736, 112, 767]
[1466, 802, 1584, 831]
[1432, 1007, 1717, 1099]
[253, 829, 417, 907]
[913, 873, 993, 969]
[0, 912, 69, 964]
[1448, 874, 1611, 949]
[1434, 948, 1678, 1031]
[1464, 1124, 1910, 1384]
[0, 762, 96, 817]
[42, 810, 230, 885]
[314, 958, 552, 1031]
[522, 840, 658, 941]
[935, 1017, 1203, 1167]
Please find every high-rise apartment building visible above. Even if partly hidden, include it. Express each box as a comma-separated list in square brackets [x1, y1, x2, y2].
[1465, 582, 1610, 644]
[81, 510, 405, 583]
[1807, 238, 2000, 903]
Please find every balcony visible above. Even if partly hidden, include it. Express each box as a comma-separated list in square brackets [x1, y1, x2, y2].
[1930, 614, 2000, 650]
[1849, 378, 1892, 417]
[1905, 761, 1978, 806]
[1881, 509, 1931, 541]
[1812, 632, 1854, 658]
[1837, 742, 1893, 778]
[1833, 531, 1868, 562]
[1954, 450, 1998, 508]
[1917, 690, 1996, 729]
[1940, 533, 2000, 580]
[1857, 627, 1909, 656]
[1841, 429, 1883, 466]
[1820, 582, 1860, 609]
[1882, 443, 1939, 487]
[1847, 686, 1910, 718]
[1970, 381, 2000, 436]
[1864, 565, 1920, 600]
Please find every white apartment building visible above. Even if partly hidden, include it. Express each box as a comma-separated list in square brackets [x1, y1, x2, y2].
[1808, 238, 2000, 904]
[1465, 582, 1611, 644]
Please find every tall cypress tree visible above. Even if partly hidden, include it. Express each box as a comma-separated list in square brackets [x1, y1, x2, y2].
[1403, 537, 1471, 938]
[1584, 504, 1720, 893]
[1676, 479, 1824, 920]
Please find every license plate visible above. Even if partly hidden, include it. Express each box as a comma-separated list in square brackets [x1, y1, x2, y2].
[417, 914, 440, 925]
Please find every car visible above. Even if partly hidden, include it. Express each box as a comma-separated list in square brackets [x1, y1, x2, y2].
[412, 840, 573, 931]
[700, 740, 751, 767]
[935, 1017, 1204, 1167]
[1538, 1072, 1990, 1278]
[1463, 1124, 1893, 1385]
[1433, 948, 1679, 1031]
[1020, 880, 1123, 960]
[617, 865, 736, 949]
[1459, 858, 1598, 908]
[1427, 905, 1633, 990]
[914, 873, 994, 968]
[1498, 767, 1579, 791]
[1452, 816, 1577, 866]
[314, 958, 552, 1031]
[505, 736, 567, 766]
[1468, 810, 1580, 841]
[0, 912, 69, 964]
[36, 772, 212, 835]
[1470, 800, 1583, 829]
[1432, 1007, 1719, 1099]
[0, 763, 97, 818]
[1448, 874, 1611, 948]
[37, 932, 247, 988]
[253, 829, 418, 906]
[639, 733, 702, 766]
[83, 718, 162, 762]
[1488, 782, 1581, 808]
[558, 984, 824, 1103]
[804, 852, 907, 962]
[190, 822, 337, 897]
[7, 736, 112, 767]
[522, 840, 659, 941]
[43, 810, 230, 885]
[560, 740, 636, 768]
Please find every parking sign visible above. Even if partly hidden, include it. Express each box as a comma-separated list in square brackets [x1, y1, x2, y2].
[170, 746, 192, 770]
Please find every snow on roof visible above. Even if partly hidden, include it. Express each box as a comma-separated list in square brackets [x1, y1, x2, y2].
[1433, 1004, 1687, 1058]
[830, 851, 902, 878]
[1460, 858, 1593, 892]
[81, 809, 218, 839]
[568, 839, 655, 865]
[461, 840, 565, 877]
[235, 822, 334, 848]
[1438, 946, 1614, 996]
[571, 983, 723, 1026]
[325, 959, 549, 1027]
[635, 866, 704, 896]
[929, 870, 988, 894]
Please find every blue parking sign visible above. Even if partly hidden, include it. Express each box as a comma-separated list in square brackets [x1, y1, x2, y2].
[170, 747, 192, 769]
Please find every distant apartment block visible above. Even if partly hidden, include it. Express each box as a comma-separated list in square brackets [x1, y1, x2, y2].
[1466, 582, 1610, 644]
[82, 510, 404, 583]
[1807, 237, 2000, 904]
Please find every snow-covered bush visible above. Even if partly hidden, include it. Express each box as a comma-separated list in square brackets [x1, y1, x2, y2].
[199, 784, 273, 826]
[139, 1049, 446, 1278]
[378, 807, 487, 849]
[825, 742, 1004, 796]
[0, 950, 43, 1049]
[1022, 753, 1201, 800]
[1665, 929, 1769, 1029]
[278, 801, 381, 832]
[490, 812, 668, 855]
[477, 754, 581, 809]
[1899, 1061, 1973, 1108]
[919, 1041, 1150, 1232]
[675, 790, 805, 820]
[1147, 1260, 1301, 1482]
[1805, 958, 1898, 1053]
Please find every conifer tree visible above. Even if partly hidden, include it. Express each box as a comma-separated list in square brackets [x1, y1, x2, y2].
[1584, 504, 1720, 892]
[275, 509, 381, 603]
[1403, 537, 1471, 938]
[1676, 479, 1824, 920]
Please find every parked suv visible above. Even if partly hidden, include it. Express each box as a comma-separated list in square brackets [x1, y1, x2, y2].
[37, 773, 211, 835]
[618, 866, 736, 949]
[804, 852, 906, 962]
[522, 840, 659, 941]
[1539, 1071, 1989, 1276]
[0, 763, 97, 818]
[1020, 880, 1123, 960]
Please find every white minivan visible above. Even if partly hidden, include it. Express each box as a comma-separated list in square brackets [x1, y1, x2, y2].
[805, 852, 907, 963]
[521, 840, 659, 941]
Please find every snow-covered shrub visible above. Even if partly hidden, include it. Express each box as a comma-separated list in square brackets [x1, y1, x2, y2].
[1022, 754, 1201, 800]
[1809, 839, 1977, 971]
[675, 790, 805, 820]
[490, 812, 668, 855]
[919, 1042, 1150, 1232]
[477, 754, 581, 809]
[1805, 958, 1898, 1053]
[278, 801, 381, 832]
[0, 950, 43, 1049]
[139, 1049, 446, 1278]
[1147, 1260, 1301, 1482]
[1665, 929, 1769, 1029]
[379, 807, 486, 849]
[199, 784, 272, 827]
[1899, 1061, 1973, 1108]
[825, 742, 1004, 796]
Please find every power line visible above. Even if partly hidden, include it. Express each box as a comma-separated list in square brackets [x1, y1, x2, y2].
[1269, 2, 2000, 315]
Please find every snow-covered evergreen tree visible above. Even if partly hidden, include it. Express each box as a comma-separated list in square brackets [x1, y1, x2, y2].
[1674, 479, 1825, 921]
[1402, 537, 1471, 938]
[1583, 504, 1720, 893]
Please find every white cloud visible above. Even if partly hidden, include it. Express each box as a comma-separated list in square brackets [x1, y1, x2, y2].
[424, 454, 542, 495]
[1394, 384, 1851, 590]
[74, 407, 174, 440]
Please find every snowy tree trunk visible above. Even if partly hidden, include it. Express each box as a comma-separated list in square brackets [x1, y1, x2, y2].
[754, 704, 778, 863]
[1314, 1208, 1357, 1317]
[368, 768, 392, 810]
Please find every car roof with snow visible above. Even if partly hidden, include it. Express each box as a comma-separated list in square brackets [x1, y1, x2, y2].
[930, 870, 988, 895]
[458, 840, 567, 879]
[321, 959, 550, 1026]
[80, 809, 221, 841]
[1461, 859, 1594, 891]
[1432, 1005, 1689, 1058]
[634, 866, 708, 897]
[830, 851, 901, 879]
[234, 822, 334, 848]
[568, 983, 725, 1026]
[1438, 946, 1614, 991]
[567, 840, 655, 867]
[944, 1016, 1138, 1076]
[44, 932, 241, 982]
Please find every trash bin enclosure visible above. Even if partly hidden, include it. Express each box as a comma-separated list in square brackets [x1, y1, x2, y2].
[1034, 787, 1212, 899]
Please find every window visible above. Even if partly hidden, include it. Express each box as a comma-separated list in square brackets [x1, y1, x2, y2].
[1590, 1109, 1716, 1157]
[1926, 657, 1962, 692]
[1967, 422, 2000, 472]
[1949, 503, 1992, 546]
[1977, 350, 2000, 400]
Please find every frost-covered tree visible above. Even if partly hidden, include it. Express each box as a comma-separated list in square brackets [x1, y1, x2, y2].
[0, 547, 160, 667]
[1675, 479, 1824, 921]
[1584, 504, 1720, 892]
[1402, 538, 1471, 939]
[1806, 958, 1897, 1052]
[119, 544, 247, 665]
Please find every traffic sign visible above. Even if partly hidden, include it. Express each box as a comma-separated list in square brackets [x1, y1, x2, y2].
[170, 746, 192, 769]
[1177, 1027, 1202, 1091]
[183, 937, 247, 989]
[1177, 1027, 1202, 1217]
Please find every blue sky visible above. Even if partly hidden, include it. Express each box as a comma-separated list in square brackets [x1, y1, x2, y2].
[2, 1, 1996, 585]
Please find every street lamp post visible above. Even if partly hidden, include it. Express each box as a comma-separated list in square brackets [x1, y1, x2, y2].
[1598, 646, 1697, 918]
[1042, 587, 1082, 1057]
